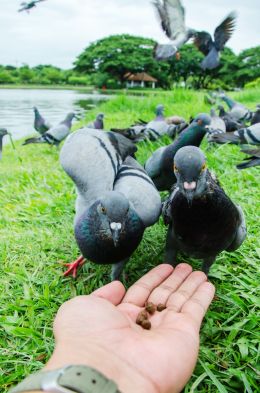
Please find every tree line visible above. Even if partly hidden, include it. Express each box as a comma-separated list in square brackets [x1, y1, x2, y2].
[1, 34, 259, 90]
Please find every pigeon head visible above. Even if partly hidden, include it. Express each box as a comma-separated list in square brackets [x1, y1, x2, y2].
[192, 113, 211, 128]
[156, 104, 164, 117]
[75, 191, 144, 264]
[66, 112, 76, 121]
[0, 128, 8, 137]
[174, 146, 208, 205]
[96, 113, 104, 121]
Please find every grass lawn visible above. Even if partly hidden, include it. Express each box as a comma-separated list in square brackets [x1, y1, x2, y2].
[0, 88, 259, 392]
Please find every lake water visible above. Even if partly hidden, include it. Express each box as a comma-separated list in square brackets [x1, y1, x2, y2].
[0, 88, 111, 141]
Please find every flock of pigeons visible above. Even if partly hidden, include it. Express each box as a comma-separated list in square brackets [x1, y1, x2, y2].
[2, 90, 258, 281]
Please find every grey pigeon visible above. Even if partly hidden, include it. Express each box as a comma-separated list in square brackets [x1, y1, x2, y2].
[218, 105, 242, 132]
[0, 128, 8, 160]
[23, 112, 75, 146]
[18, 0, 46, 13]
[206, 108, 226, 142]
[145, 113, 211, 191]
[251, 105, 260, 126]
[153, 0, 195, 60]
[33, 107, 52, 135]
[219, 93, 251, 122]
[60, 129, 161, 280]
[86, 113, 104, 130]
[193, 12, 237, 70]
[111, 105, 176, 142]
[236, 147, 260, 170]
[209, 123, 260, 145]
[162, 146, 246, 274]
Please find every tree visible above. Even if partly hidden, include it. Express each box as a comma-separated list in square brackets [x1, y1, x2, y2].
[74, 34, 172, 88]
[236, 46, 260, 87]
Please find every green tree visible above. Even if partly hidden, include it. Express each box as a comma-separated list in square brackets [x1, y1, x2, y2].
[0, 70, 15, 84]
[74, 34, 171, 88]
[236, 46, 260, 87]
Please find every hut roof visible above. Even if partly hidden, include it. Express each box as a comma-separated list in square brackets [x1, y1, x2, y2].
[124, 72, 157, 82]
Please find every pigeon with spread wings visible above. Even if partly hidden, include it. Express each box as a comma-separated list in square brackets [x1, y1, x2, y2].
[193, 12, 237, 70]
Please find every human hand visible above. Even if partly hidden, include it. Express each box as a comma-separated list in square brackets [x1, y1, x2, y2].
[46, 264, 215, 393]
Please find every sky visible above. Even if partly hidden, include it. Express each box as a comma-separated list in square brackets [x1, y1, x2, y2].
[0, 0, 259, 69]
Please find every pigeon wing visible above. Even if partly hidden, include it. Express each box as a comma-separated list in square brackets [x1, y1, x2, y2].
[214, 12, 237, 50]
[193, 31, 213, 55]
[153, 0, 186, 40]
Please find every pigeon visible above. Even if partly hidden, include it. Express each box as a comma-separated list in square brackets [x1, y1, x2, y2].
[18, 0, 46, 13]
[218, 105, 242, 132]
[111, 105, 176, 142]
[251, 105, 260, 126]
[206, 108, 226, 142]
[60, 129, 161, 280]
[153, 0, 196, 60]
[145, 113, 211, 191]
[33, 107, 52, 135]
[209, 123, 260, 145]
[86, 113, 104, 130]
[219, 93, 252, 122]
[0, 128, 8, 160]
[193, 12, 237, 70]
[236, 147, 260, 170]
[162, 146, 246, 274]
[23, 113, 75, 146]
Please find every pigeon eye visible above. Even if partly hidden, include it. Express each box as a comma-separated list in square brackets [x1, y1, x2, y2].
[173, 164, 179, 173]
[101, 206, 106, 214]
[201, 163, 206, 172]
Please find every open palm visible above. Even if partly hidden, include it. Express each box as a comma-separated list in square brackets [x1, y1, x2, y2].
[49, 264, 215, 393]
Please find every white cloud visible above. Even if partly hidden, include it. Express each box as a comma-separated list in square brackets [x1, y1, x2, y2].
[0, 0, 259, 68]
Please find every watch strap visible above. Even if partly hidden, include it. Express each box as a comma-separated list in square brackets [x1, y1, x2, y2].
[9, 365, 120, 393]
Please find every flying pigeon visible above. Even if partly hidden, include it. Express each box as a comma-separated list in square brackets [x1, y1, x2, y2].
[86, 113, 105, 130]
[193, 12, 237, 70]
[33, 107, 52, 135]
[145, 113, 211, 191]
[219, 93, 252, 122]
[23, 113, 75, 146]
[18, 0, 46, 13]
[0, 128, 9, 160]
[153, 0, 196, 60]
[162, 146, 246, 274]
[218, 105, 242, 132]
[236, 147, 260, 170]
[209, 123, 260, 145]
[60, 128, 161, 280]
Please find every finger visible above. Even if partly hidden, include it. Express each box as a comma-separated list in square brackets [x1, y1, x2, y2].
[166, 271, 208, 313]
[148, 263, 193, 305]
[181, 281, 215, 328]
[92, 281, 126, 305]
[122, 264, 173, 307]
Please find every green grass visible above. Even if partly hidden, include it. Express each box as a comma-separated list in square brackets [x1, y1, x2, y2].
[1, 88, 259, 392]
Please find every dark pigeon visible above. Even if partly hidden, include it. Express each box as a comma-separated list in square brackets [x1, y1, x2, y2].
[251, 105, 260, 126]
[163, 146, 246, 274]
[209, 123, 260, 145]
[218, 105, 242, 132]
[18, 0, 46, 13]
[23, 112, 75, 146]
[153, 0, 196, 60]
[60, 129, 161, 280]
[193, 12, 237, 70]
[86, 113, 105, 130]
[236, 147, 260, 170]
[145, 113, 211, 191]
[33, 107, 51, 135]
[0, 128, 8, 160]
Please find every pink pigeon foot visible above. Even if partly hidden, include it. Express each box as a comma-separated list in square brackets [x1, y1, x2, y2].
[63, 255, 85, 278]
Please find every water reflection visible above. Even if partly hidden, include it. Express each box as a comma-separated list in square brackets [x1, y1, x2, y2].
[0, 88, 111, 141]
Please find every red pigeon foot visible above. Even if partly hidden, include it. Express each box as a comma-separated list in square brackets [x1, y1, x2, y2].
[64, 255, 85, 278]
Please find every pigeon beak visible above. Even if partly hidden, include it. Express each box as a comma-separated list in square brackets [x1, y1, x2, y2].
[205, 125, 210, 130]
[183, 182, 196, 206]
[110, 222, 122, 247]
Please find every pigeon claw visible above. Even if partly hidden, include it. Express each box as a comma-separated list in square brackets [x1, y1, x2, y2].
[63, 255, 85, 278]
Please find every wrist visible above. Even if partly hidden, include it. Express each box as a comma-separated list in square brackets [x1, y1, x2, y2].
[44, 340, 158, 393]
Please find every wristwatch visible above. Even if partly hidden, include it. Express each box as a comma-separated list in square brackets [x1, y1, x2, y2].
[9, 365, 121, 393]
